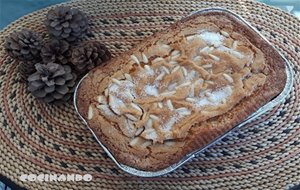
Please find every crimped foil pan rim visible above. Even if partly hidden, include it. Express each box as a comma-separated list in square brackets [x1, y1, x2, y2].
[73, 8, 294, 177]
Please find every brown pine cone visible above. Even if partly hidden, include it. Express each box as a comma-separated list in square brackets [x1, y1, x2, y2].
[41, 39, 71, 65]
[18, 60, 39, 82]
[28, 62, 77, 104]
[4, 29, 42, 61]
[71, 41, 111, 74]
[45, 6, 89, 42]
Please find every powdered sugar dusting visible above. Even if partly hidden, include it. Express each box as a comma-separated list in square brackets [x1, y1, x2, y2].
[96, 105, 116, 116]
[142, 128, 158, 140]
[161, 116, 177, 133]
[144, 84, 159, 97]
[199, 31, 224, 47]
[217, 45, 244, 59]
[185, 70, 198, 81]
[195, 86, 232, 108]
[109, 80, 136, 101]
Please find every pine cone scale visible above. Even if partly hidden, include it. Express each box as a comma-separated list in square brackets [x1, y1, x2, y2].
[50, 20, 60, 27]
[44, 95, 55, 103]
[28, 81, 45, 92]
[55, 77, 66, 85]
[56, 85, 69, 94]
[32, 89, 47, 98]
[53, 92, 64, 99]
[44, 86, 55, 93]
[28, 72, 41, 81]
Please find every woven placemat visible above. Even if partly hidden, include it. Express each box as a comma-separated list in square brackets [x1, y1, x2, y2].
[0, 0, 299, 189]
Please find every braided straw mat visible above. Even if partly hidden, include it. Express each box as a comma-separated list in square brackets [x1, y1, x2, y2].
[0, 0, 299, 189]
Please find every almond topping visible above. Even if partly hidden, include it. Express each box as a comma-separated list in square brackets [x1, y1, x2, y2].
[166, 100, 174, 110]
[146, 118, 153, 128]
[111, 78, 121, 85]
[142, 53, 148, 63]
[88, 106, 94, 120]
[152, 57, 165, 64]
[161, 91, 176, 97]
[193, 56, 201, 61]
[200, 46, 210, 53]
[144, 65, 151, 71]
[104, 89, 108, 96]
[204, 91, 212, 97]
[141, 140, 153, 148]
[162, 66, 170, 74]
[97, 95, 106, 104]
[181, 67, 188, 76]
[200, 46, 214, 53]
[186, 97, 196, 102]
[169, 60, 178, 65]
[232, 41, 238, 49]
[209, 54, 220, 61]
[158, 102, 163, 108]
[130, 136, 152, 147]
[142, 112, 148, 120]
[161, 44, 171, 49]
[168, 83, 177, 91]
[189, 84, 195, 97]
[176, 107, 191, 116]
[156, 72, 165, 81]
[124, 73, 132, 82]
[171, 50, 181, 59]
[195, 78, 204, 85]
[223, 73, 234, 83]
[130, 103, 143, 115]
[202, 64, 212, 69]
[108, 95, 121, 115]
[220, 30, 230, 37]
[130, 54, 140, 65]
[221, 99, 227, 104]
[186, 35, 195, 42]
[171, 66, 180, 73]
[135, 127, 144, 136]
[165, 141, 175, 146]
[125, 114, 138, 121]
[96, 105, 116, 116]
[206, 81, 215, 85]
[175, 81, 191, 89]
[231, 50, 244, 59]
[149, 114, 160, 121]
[171, 50, 180, 56]
[129, 137, 143, 147]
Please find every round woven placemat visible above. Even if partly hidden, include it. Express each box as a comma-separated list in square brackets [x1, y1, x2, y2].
[0, 0, 299, 189]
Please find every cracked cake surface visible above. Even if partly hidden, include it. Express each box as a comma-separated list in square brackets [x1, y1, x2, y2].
[76, 11, 286, 171]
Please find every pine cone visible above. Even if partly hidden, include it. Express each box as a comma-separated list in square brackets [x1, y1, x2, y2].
[71, 41, 111, 74]
[18, 60, 39, 82]
[4, 29, 42, 61]
[28, 62, 77, 104]
[45, 6, 89, 42]
[41, 39, 70, 65]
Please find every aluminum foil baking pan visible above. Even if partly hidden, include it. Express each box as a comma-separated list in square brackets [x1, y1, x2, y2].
[73, 8, 294, 177]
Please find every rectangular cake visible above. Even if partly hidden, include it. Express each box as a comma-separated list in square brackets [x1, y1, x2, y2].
[76, 10, 286, 171]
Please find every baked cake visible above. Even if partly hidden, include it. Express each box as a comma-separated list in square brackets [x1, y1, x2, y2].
[76, 11, 286, 171]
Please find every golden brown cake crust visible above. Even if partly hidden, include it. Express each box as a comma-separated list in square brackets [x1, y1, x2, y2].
[76, 11, 286, 171]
